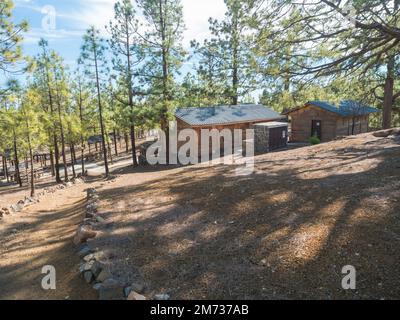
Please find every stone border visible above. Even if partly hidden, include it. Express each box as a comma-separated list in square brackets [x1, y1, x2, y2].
[0, 177, 85, 220]
[74, 186, 171, 301]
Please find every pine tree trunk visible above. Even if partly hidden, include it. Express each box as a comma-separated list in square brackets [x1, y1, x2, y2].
[26, 121, 35, 197]
[113, 129, 118, 156]
[93, 43, 109, 177]
[54, 134, 61, 183]
[13, 130, 22, 187]
[70, 144, 76, 179]
[125, 132, 129, 153]
[383, 59, 394, 129]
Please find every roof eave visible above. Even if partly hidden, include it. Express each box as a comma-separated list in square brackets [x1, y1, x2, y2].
[177, 116, 287, 127]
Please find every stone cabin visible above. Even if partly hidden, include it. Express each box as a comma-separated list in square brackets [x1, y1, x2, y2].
[284, 100, 380, 142]
[175, 104, 288, 154]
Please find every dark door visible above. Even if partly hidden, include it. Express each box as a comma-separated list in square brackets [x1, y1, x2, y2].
[269, 126, 288, 151]
[311, 120, 322, 140]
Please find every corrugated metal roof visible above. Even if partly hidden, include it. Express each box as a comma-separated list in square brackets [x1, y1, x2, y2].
[307, 100, 380, 117]
[175, 104, 284, 126]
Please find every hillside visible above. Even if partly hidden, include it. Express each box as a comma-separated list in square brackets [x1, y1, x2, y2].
[1, 130, 399, 300]
[86, 130, 400, 299]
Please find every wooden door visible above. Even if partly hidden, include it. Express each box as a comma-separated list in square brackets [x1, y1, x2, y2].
[311, 120, 322, 140]
[269, 127, 288, 151]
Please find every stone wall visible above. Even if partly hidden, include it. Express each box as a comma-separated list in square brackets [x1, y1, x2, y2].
[251, 124, 270, 154]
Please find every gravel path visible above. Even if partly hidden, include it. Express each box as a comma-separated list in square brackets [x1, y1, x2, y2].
[0, 181, 97, 300]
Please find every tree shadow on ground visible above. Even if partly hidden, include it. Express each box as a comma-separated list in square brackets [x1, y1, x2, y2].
[91, 137, 400, 299]
[0, 197, 96, 300]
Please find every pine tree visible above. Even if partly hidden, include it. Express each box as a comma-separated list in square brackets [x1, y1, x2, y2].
[192, 0, 257, 105]
[136, 0, 186, 160]
[108, 0, 142, 166]
[0, 0, 28, 73]
[80, 26, 110, 177]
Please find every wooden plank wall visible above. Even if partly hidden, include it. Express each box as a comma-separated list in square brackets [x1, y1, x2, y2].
[289, 106, 337, 142]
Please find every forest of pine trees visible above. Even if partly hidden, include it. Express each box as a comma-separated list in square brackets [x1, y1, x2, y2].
[1, 0, 400, 197]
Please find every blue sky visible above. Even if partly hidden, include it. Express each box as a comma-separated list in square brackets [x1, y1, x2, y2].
[10, 0, 227, 72]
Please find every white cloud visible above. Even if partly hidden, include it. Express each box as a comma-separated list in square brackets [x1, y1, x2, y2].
[181, 0, 226, 47]
[53, 0, 227, 45]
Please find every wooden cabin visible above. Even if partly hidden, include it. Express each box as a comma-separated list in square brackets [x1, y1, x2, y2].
[284, 100, 380, 142]
[175, 104, 288, 154]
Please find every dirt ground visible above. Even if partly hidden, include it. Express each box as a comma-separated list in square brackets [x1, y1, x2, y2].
[0, 179, 98, 300]
[89, 132, 400, 300]
[0, 132, 399, 300]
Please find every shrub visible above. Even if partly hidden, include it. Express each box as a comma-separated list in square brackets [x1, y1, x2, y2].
[309, 135, 321, 145]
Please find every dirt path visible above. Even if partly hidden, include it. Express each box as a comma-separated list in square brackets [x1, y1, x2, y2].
[0, 181, 97, 300]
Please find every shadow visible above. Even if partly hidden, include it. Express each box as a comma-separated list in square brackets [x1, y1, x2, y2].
[88, 135, 400, 300]
[0, 193, 96, 300]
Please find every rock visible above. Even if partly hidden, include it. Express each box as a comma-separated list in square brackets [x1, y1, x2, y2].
[83, 253, 97, 262]
[79, 260, 95, 274]
[73, 226, 97, 245]
[127, 291, 146, 301]
[86, 203, 98, 212]
[93, 283, 103, 291]
[83, 251, 104, 262]
[154, 294, 170, 300]
[131, 281, 146, 294]
[90, 194, 100, 201]
[87, 188, 97, 199]
[2, 207, 10, 215]
[96, 269, 112, 283]
[95, 215, 106, 223]
[124, 287, 132, 297]
[79, 260, 103, 278]
[85, 212, 95, 219]
[90, 261, 104, 278]
[84, 271, 94, 284]
[98, 279, 124, 300]
[77, 244, 94, 258]
[10, 203, 23, 213]
[373, 128, 400, 138]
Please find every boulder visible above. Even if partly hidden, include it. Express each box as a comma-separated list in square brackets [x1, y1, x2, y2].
[131, 281, 146, 294]
[95, 215, 106, 223]
[86, 203, 98, 212]
[90, 261, 104, 278]
[87, 188, 97, 199]
[84, 271, 94, 284]
[124, 287, 132, 297]
[83, 251, 104, 262]
[79, 260, 104, 278]
[127, 291, 146, 301]
[10, 203, 23, 213]
[77, 244, 94, 258]
[85, 212, 95, 219]
[96, 269, 112, 283]
[98, 279, 125, 300]
[373, 128, 400, 138]
[73, 226, 97, 245]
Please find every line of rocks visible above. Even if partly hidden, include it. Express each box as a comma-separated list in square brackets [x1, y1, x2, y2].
[74, 187, 170, 301]
[0, 178, 84, 221]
